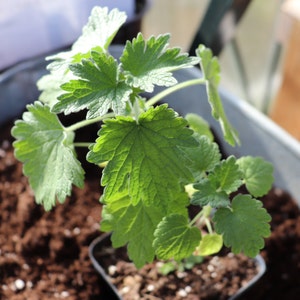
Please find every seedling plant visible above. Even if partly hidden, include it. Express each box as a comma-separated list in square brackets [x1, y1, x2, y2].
[12, 7, 273, 268]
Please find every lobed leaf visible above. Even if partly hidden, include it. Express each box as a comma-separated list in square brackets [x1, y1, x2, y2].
[121, 33, 200, 92]
[237, 156, 274, 197]
[88, 104, 196, 210]
[53, 51, 132, 118]
[101, 192, 164, 268]
[210, 156, 243, 194]
[213, 194, 271, 257]
[183, 135, 221, 181]
[12, 102, 85, 211]
[38, 7, 126, 107]
[153, 214, 201, 260]
[192, 178, 230, 208]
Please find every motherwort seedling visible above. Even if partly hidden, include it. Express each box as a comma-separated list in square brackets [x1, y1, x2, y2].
[12, 7, 273, 268]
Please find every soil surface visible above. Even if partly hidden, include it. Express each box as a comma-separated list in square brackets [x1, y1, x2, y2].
[1, 120, 300, 299]
[93, 235, 261, 300]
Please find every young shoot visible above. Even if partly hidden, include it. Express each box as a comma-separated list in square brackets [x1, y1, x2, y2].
[12, 7, 273, 268]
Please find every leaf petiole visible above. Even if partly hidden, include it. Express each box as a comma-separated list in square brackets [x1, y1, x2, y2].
[146, 78, 206, 108]
[65, 112, 115, 132]
[73, 142, 92, 148]
[189, 205, 212, 227]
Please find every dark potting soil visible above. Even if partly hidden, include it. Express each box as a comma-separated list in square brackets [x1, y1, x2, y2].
[1, 120, 300, 299]
[93, 235, 260, 300]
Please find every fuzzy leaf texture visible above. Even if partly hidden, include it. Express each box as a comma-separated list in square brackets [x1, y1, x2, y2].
[101, 192, 164, 268]
[183, 135, 221, 181]
[88, 104, 197, 210]
[237, 156, 274, 197]
[196, 45, 239, 146]
[209, 156, 243, 193]
[38, 7, 127, 107]
[191, 178, 230, 208]
[153, 214, 201, 260]
[213, 194, 271, 257]
[53, 51, 132, 118]
[121, 33, 200, 92]
[192, 156, 243, 207]
[101, 188, 189, 267]
[12, 102, 85, 211]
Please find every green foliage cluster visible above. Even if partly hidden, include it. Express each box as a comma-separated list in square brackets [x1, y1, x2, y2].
[12, 7, 273, 268]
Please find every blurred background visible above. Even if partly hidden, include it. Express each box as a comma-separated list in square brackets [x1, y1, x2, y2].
[143, 0, 282, 108]
[1, 0, 300, 139]
[142, 0, 300, 140]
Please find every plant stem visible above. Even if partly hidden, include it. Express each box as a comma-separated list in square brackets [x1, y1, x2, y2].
[73, 142, 91, 148]
[204, 219, 213, 234]
[189, 210, 204, 227]
[65, 112, 115, 132]
[146, 78, 206, 108]
[189, 205, 212, 227]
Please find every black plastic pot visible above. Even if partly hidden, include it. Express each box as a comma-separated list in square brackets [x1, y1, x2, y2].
[2, 42, 300, 300]
[89, 233, 266, 300]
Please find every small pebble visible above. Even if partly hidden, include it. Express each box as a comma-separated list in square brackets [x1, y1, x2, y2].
[73, 227, 81, 235]
[0, 149, 5, 158]
[14, 279, 25, 290]
[120, 286, 130, 294]
[147, 284, 155, 292]
[207, 264, 215, 272]
[64, 229, 71, 237]
[108, 265, 117, 276]
[177, 271, 187, 279]
[61, 291, 70, 298]
[178, 289, 188, 297]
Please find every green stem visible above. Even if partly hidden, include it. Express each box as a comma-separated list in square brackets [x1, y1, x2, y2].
[189, 210, 204, 227]
[204, 219, 213, 234]
[73, 142, 92, 148]
[189, 205, 212, 227]
[65, 112, 115, 132]
[146, 78, 206, 108]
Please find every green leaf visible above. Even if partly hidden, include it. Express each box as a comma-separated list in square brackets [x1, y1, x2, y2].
[213, 194, 271, 257]
[192, 156, 242, 207]
[37, 72, 74, 108]
[196, 45, 239, 146]
[38, 7, 127, 107]
[184, 255, 203, 269]
[237, 156, 274, 197]
[185, 113, 214, 141]
[153, 214, 201, 260]
[192, 178, 230, 208]
[184, 135, 221, 180]
[101, 195, 164, 268]
[121, 33, 200, 92]
[53, 51, 132, 118]
[71, 7, 127, 53]
[88, 104, 196, 210]
[198, 233, 223, 256]
[210, 156, 243, 193]
[12, 102, 85, 211]
[158, 262, 177, 275]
